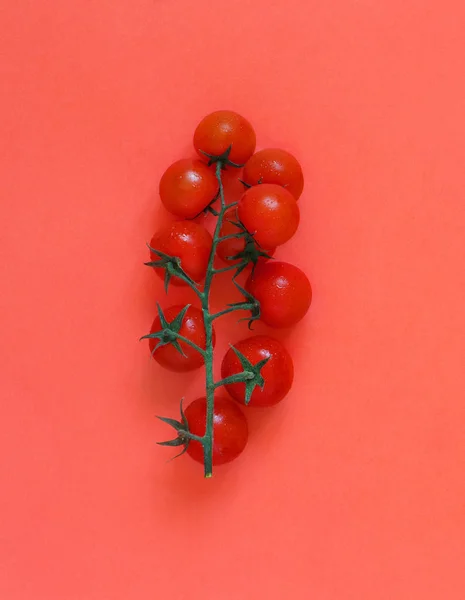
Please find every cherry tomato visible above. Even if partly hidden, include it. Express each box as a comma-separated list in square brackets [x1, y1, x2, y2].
[159, 159, 218, 219]
[148, 305, 214, 372]
[193, 111, 256, 165]
[184, 396, 248, 465]
[238, 184, 300, 248]
[149, 221, 212, 286]
[216, 210, 275, 265]
[221, 335, 294, 407]
[246, 261, 312, 328]
[242, 148, 304, 200]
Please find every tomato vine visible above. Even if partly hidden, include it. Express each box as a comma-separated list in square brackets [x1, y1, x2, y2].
[142, 111, 312, 477]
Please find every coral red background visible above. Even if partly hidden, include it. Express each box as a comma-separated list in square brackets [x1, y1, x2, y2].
[1, 1, 464, 598]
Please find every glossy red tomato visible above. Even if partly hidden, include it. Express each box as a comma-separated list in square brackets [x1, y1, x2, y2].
[184, 396, 248, 465]
[246, 261, 312, 328]
[216, 210, 275, 265]
[221, 335, 294, 407]
[193, 111, 256, 165]
[149, 305, 214, 372]
[149, 221, 212, 285]
[243, 148, 304, 200]
[159, 159, 218, 219]
[237, 184, 300, 248]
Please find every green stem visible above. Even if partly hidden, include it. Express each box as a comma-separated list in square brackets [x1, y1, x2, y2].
[171, 333, 206, 357]
[200, 161, 229, 477]
[181, 431, 205, 444]
[213, 262, 247, 275]
[171, 165, 253, 476]
[214, 372, 254, 388]
[210, 303, 254, 321]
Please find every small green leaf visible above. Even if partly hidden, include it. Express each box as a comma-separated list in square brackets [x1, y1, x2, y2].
[238, 179, 252, 189]
[157, 415, 185, 431]
[146, 245, 172, 261]
[199, 145, 244, 168]
[231, 345, 255, 372]
[179, 399, 188, 430]
[157, 400, 192, 460]
[164, 269, 171, 294]
[167, 443, 190, 461]
[231, 261, 249, 279]
[150, 338, 164, 355]
[170, 304, 191, 333]
[156, 303, 169, 329]
[228, 346, 271, 405]
[157, 438, 185, 447]
[171, 339, 186, 357]
[232, 280, 255, 304]
[207, 205, 219, 217]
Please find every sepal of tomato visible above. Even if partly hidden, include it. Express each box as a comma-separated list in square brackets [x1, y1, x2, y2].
[141, 304, 190, 357]
[145, 246, 198, 293]
[221, 335, 294, 407]
[198, 144, 244, 169]
[184, 396, 249, 465]
[156, 397, 248, 466]
[228, 279, 261, 329]
[156, 400, 191, 459]
[216, 212, 275, 273]
[221, 344, 270, 405]
[141, 304, 214, 372]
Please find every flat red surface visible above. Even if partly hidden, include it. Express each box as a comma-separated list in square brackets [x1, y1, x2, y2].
[1, 1, 464, 598]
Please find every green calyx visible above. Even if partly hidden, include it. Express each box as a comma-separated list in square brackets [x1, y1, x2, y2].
[145, 247, 197, 293]
[140, 304, 192, 357]
[199, 144, 244, 169]
[217, 346, 270, 405]
[228, 280, 261, 328]
[225, 220, 273, 275]
[157, 400, 192, 459]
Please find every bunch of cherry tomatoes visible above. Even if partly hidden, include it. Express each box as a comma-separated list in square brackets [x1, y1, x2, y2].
[144, 110, 311, 474]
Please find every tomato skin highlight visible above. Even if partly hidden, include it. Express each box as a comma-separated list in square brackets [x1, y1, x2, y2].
[149, 221, 213, 286]
[246, 261, 312, 328]
[149, 305, 214, 372]
[159, 159, 218, 219]
[193, 110, 256, 165]
[243, 148, 304, 200]
[184, 396, 248, 465]
[222, 335, 294, 407]
[238, 183, 300, 248]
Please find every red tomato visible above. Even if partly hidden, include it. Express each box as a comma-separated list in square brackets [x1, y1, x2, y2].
[216, 210, 275, 265]
[221, 335, 294, 407]
[184, 396, 248, 465]
[193, 111, 256, 165]
[242, 148, 304, 200]
[159, 159, 218, 219]
[246, 261, 312, 328]
[149, 305, 214, 372]
[237, 184, 300, 248]
[149, 221, 212, 285]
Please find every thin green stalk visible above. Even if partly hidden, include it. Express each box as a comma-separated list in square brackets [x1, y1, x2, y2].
[210, 303, 254, 321]
[213, 263, 247, 275]
[168, 333, 206, 357]
[200, 161, 230, 477]
[214, 372, 254, 388]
